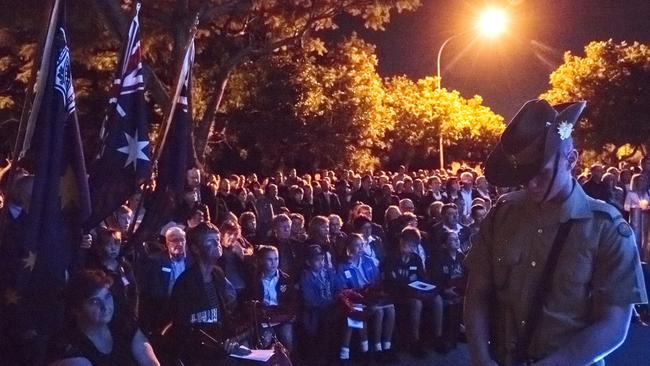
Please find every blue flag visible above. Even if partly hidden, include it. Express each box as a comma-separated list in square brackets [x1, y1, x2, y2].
[86, 3, 150, 229]
[130, 40, 197, 245]
[7, 0, 90, 335]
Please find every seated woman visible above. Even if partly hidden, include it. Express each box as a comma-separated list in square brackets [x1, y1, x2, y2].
[336, 233, 397, 363]
[219, 219, 255, 303]
[47, 270, 159, 366]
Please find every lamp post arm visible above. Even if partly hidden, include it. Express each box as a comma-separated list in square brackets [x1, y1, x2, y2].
[436, 33, 464, 90]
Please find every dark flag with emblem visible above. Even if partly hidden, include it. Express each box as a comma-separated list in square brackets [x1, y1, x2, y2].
[2, 0, 90, 355]
[86, 2, 150, 230]
[129, 39, 197, 247]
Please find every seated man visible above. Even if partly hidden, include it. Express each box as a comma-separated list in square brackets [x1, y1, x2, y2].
[383, 227, 444, 357]
[140, 226, 191, 335]
[166, 222, 249, 365]
[249, 245, 297, 353]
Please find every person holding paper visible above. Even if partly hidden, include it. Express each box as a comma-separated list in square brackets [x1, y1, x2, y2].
[336, 233, 397, 363]
[384, 227, 445, 357]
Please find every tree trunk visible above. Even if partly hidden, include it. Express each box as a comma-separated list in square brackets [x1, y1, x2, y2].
[195, 70, 231, 162]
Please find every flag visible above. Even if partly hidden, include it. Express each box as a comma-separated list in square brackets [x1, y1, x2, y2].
[85, 2, 150, 230]
[5, 0, 90, 336]
[129, 39, 197, 246]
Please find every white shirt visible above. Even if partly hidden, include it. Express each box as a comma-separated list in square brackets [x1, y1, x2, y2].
[460, 189, 473, 218]
[168, 257, 186, 295]
[262, 270, 279, 306]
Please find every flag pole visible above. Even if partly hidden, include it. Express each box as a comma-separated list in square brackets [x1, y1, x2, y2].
[0, 0, 61, 247]
[152, 13, 200, 165]
[16, 0, 64, 161]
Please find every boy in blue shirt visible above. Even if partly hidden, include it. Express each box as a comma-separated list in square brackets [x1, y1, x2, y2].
[300, 244, 337, 365]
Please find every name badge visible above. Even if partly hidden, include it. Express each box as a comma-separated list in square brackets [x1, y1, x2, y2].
[121, 276, 130, 286]
[409, 266, 417, 271]
[161, 267, 171, 273]
[344, 270, 352, 279]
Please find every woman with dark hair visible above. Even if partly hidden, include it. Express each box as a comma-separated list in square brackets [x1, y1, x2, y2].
[47, 270, 159, 366]
[87, 229, 138, 318]
[219, 219, 255, 301]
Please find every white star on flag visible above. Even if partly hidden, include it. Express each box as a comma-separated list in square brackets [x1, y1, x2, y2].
[117, 131, 149, 170]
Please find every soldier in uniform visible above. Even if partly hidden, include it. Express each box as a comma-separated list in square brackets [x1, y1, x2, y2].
[464, 99, 648, 366]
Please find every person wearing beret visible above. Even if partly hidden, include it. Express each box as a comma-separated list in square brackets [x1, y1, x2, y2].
[464, 99, 648, 366]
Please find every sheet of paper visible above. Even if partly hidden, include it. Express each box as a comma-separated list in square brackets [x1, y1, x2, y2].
[408, 281, 436, 291]
[229, 347, 275, 362]
[347, 317, 364, 329]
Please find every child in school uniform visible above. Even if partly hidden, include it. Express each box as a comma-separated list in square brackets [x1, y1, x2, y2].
[300, 244, 337, 365]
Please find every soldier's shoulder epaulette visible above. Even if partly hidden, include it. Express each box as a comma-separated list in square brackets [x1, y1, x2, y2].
[589, 199, 622, 222]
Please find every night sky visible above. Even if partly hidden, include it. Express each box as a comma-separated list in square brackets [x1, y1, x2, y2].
[345, 0, 650, 120]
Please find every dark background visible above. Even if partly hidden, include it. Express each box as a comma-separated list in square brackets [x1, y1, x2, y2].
[341, 0, 650, 119]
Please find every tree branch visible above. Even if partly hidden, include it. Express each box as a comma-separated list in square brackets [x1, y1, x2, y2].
[197, 0, 248, 24]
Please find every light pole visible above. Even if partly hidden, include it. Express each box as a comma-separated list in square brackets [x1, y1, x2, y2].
[436, 7, 508, 170]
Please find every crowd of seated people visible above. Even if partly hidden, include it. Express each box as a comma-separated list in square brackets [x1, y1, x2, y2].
[2, 159, 650, 366]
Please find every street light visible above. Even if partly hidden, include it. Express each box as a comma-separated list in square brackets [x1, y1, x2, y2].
[436, 7, 508, 170]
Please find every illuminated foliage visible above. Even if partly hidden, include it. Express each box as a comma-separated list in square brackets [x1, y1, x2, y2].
[541, 40, 650, 160]
[383, 76, 504, 168]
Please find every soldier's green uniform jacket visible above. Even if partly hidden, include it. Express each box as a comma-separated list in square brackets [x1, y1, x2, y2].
[465, 180, 648, 364]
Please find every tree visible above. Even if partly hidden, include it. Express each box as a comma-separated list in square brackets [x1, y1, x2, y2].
[0, 0, 422, 163]
[209, 35, 392, 173]
[383, 76, 504, 169]
[541, 40, 650, 163]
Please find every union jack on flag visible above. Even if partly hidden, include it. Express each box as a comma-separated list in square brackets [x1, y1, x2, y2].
[86, 2, 151, 230]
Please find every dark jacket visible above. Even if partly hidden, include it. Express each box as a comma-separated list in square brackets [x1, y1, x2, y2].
[383, 253, 428, 296]
[250, 270, 298, 309]
[167, 264, 239, 360]
[300, 268, 336, 309]
[139, 252, 193, 333]
[313, 191, 342, 217]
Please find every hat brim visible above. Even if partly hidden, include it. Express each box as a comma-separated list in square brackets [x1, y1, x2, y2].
[484, 144, 544, 187]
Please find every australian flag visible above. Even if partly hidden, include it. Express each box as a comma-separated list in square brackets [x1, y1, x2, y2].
[86, 2, 150, 230]
[5, 0, 90, 337]
[129, 39, 197, 246]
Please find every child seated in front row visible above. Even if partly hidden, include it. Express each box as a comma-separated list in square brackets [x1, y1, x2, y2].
[300, 244, 337, 365]
[383, 227, 445, 357]
[336, 233, 397, 363]
[429, 230, 468, 349]
[250, 245, 298, 352]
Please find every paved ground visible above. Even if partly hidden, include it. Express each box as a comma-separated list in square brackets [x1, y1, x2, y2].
[342, 324, 649, 365]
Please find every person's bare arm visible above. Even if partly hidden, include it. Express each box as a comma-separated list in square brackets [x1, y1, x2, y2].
[49, 358, 93, 366]
[534, 303, 632, 366]
[464, 270, 499, 366]
[131, 328, 160, 366]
